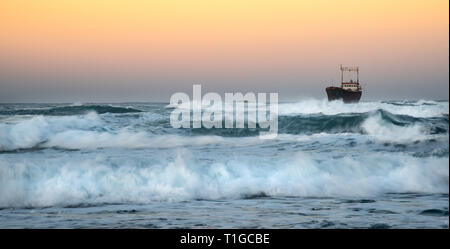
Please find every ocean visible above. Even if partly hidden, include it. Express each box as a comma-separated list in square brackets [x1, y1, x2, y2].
[0, 99, 448, 228]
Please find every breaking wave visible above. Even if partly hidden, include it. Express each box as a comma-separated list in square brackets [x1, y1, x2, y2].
[0, 150, 447, 208]
[0, 108, 447, 151]
[278, 99, 448, 117]
[0, 100, 448, 208]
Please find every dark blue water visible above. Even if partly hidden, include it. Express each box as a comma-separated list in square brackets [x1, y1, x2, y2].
[0, 99, 448, 228]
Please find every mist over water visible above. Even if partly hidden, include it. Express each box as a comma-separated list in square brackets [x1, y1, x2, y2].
[0, 99, 448, 228]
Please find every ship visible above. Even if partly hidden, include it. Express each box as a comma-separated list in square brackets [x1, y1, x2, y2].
[326, 65, 362, 103]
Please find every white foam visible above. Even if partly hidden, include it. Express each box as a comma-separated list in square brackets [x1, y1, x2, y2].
[0, 110, 445, 151]
[361, 111, 428, 143]
[45, 132, 237, 149]
[0, 112, 100, 151]
[0, 150, 447, 207]
[278, 99, 449, 117]
[70, 102, 84, 106]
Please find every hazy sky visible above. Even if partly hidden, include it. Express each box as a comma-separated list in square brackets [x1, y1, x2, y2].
[0, 0, 448, 102]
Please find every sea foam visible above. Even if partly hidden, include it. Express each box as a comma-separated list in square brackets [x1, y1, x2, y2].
[0, 150, 448, 208]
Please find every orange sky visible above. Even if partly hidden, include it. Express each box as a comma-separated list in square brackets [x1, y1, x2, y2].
[0, 0, 448, 101]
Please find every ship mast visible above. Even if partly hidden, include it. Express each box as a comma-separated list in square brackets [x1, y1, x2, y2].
[340, 64, 359, 87]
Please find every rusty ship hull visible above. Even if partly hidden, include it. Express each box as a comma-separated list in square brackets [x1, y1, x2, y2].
[326, 86, 362, 103]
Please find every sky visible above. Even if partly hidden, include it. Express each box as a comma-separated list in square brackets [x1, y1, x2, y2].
[0, 0, 448, 102]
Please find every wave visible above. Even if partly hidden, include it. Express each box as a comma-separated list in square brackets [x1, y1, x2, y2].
[0, 109, 447, 151]
[0, 150, 447, 208]
[187, 109, 447, 137]
[166, 99, 448, 118]
[277, 99, 449, 118]
[0, 104, 142, 116]
[0, 112, 101, 151]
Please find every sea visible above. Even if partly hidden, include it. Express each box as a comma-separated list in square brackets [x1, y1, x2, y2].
[0, 99, 448, 228]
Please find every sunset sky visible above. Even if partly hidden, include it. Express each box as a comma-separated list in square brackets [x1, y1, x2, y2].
[0, 0, 448, 102]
